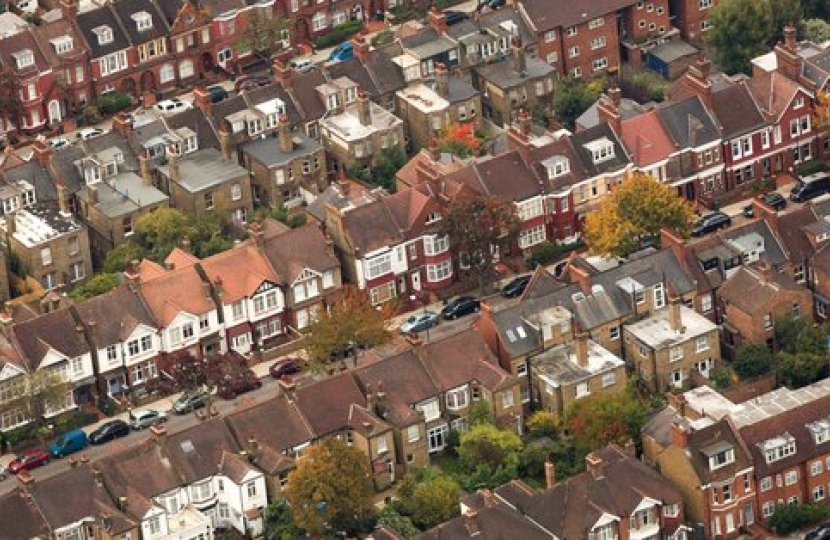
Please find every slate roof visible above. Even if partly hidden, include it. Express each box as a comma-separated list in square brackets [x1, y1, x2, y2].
[718, 219, 788, 266]
[0, 488, 50, 538]
[241, 129, 320, 167]
[165, 106, 220, 150]
[0, 158, 58, 206]
[0, 28, 51, 76]
[773, 205, 819, 264]
[418, 494, 552, 539]
[656, 96, 721, 149]
[462, 150, 540, 201]
[157, 147, 249, 192]
[362, 42, 407, 97]
[110, 0, 170, 45]
[261, 221, 339, 283]
[293, 371, 367, 437]
[76, 4, 131, 59]
[569, 123, 631, 177]
[474, 54, 553, 90]
[162, 417, 243, 483]
[30, 17, 87, 67]
[283, 69, 327, 122]
[519, 0, 634, 31]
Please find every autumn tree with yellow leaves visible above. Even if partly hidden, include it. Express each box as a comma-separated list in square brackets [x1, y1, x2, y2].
[582, 172, 695, 258]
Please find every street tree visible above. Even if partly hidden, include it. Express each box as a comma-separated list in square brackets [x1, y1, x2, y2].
[147, 350, 249, 403]
[564, 388, 648, 455]
[394, 467, 460, 531]
[0, 370, 73, 438]
[582, 172, 695, 257]
[238, 8, 288, 61]
[283, 438, 373, 537]
[707, 0, 773, 75]
[440, 195, 520, 292]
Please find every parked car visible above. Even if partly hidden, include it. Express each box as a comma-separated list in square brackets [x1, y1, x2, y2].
[129, 409, 168, 430]
[206, 85, 228, 103]
[807, 523, 830, 540]
[399, 311, 440, 334]
[48, 136, 69, 149]
[444, 10, 468, 25]
[291, 58, 316, 73]
[89, 419, 130, 445]
[502, 275, 532, 298]
[155, 98, 190, 114]
[269, 358, 300, 379]
[0, 464, 7, 480]
[791, 171, 830, 202]
[172, 390, 210, 414]
[743, 191, 787, 217]
[48, 428, 88, 458]
[234, 75, 270, 92]
[328, 41, 354, 63]
[76, 127, 104, 140]
[441, 296, 481, 319]
[691, 211, 732, 237]
[217, 370, 263, 400]
[7, 448, 50, 474]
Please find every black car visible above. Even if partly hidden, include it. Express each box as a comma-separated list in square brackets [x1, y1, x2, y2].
[441, 296, 481, 319]
[206, 85, 229, 103]
[502, 275, 532, 298]
[691, 211, 731, 237]
[269, 358, 300, 379]
[89, 419, 130, 445]
[807, 523, 830, 540]
[444, 10, 468, 25]
[742, 192, 787, 217]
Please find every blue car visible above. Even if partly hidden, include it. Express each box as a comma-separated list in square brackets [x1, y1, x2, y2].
[329, 42, 354, 62]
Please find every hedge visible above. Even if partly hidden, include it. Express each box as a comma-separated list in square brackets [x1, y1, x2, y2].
[96, 91, 132, 116]
[526, 240, 584, 268]
[313, 20, 363, 49]
[795, 159, 826, 177]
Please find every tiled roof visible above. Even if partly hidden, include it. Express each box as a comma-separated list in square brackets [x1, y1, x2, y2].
[656, 96, 721, 149]
[73, 284, 157, 347]
[717, 266, 805, 314]
[745, 71, 803, 122]
[110, 0, 170, 45]
[200, 241, 279, 303]
[76, 5, 131, 59]
[261, 222, 339, 284]
[138, 263, 216, 326]
[0, 488, 50, 538]
[519, 0, 634, 31]
[620, 110, 675, 168]
[11, 306, 90, 368]
[293, 371, 367, 437]
[417, 328, 513, 392]
[710, 82, 766, 138]
[162, 417, 242, 483]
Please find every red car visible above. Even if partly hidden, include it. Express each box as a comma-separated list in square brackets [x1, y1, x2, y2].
[8, 448, 50, 474]
[217, 370, 263, 400]
[269, 358, 300, 379]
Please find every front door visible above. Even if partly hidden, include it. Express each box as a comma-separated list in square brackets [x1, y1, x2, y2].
[398, 276, 407, 294]
[744, 502, 754, 525]
[411, 271, 422, 292]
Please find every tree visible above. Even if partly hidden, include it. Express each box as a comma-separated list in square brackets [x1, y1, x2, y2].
[768, 0, 803, 47]
[440, 195, 520, 292]
[466, 398, 494, 427]
[102, 241, 146, 273]
[457, 424, 523, 473]
[394, 468, 460, 530]
[805, 19, 830, 45]
[264, 500, 302, 540]
[135, 207, 196, 261]
[375, 506, 419, 539]
[732, 343, 774, 379]
[0, 370, 73, 438]
[283, 438, 373, 537]
[303, 286, 394, 371]
[437, 123, 484, 158]
[372, 145, 408, 192]
[769, 502, 828, 534]
[147, 350, 249, 400]
[553, 76, 603, 130]
[564, 389, 648, 455]
[238, 8, 288, 61]
[814, 91, 830, 139]
[525, 410, 559, 439]
[707, 0, 773, 75]
[253, 205, 307, 229]
[583, 172, 695, 257]
[777, 352, 828, 389]
[803, 0, 830, 20]
[0, 71, 24, 134]
[774, 313, 825, 354]
[68, 273, 121, 301]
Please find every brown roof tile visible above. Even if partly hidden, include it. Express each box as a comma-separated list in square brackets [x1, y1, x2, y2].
[200, 242, 280, 303]
[138, 264, 216, 326]
[74, 285, 157, 348]
[520, 0, 635, 31]
[417, 328, 513, 392]
[717, 266, 805, 314]
[224, 395, 314, 460]
[355, 350, 437, 426]
[293, 372, 367, 437]
[261, 221, 339, 283]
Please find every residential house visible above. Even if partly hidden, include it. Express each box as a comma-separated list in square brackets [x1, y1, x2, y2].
[395, 62, 481, 153]
[717, 264, 813, 353]
[567, 123, 632, 220]
[99, 418, 267, 537]
[0, 486, 50, 538]
[280, 0, 363, 46]
[73, 283, 160, 399]
[624, 294, 720, 392]
[31, 15, 93, 124]
[239, 113, 327, 209]
[199, 238, 285, 354]
[319, 82, 405, 170]
[110, 0, 173, 96]
[446, 8, 536, 73]
[3, 204, 93, 291]
[643, 402, 755, 539]
[0, 28, 55, 134]
[471, 36, 554, 127]
[256, 219, 342, 332]
[129, 255, 225, 357]
[157, 0, 214, 86]
[495, 444, 688, 539]
[528, 323, 627, 418]
[75, 3, 137, 97]
[669, 0, 718, 43]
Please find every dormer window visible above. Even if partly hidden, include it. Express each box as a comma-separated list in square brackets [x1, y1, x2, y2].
[105, 161, 118, 177]
[761, 433, 797, 464]
[704, 442, 735, 470]
[185, 136, 198, 153]
[93, 26, 113, 45]
[132, 11, 153, 31]
[426, 211, 442, 224]
[12, 50, 34, 70]
[344, 86, 358, 104]
[51, 36, 74, 55]
[247, 117, 263, 136]
[584, 137, 615, 164]
[808, 419, 830, 445]
[326, 92, 341, 111]
[543, 155, 570, 179]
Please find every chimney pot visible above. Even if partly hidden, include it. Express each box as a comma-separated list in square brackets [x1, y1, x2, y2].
[544, 460, 556, 489]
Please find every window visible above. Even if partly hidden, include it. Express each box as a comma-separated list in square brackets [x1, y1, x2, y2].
[763, 313, 773, 330]
[722, 484, 733, 502]
[670, 346, 683, 362]
[419, 400, 440, 422]
[407, 425, 419, 442]
[68, 236, 79, 255]
[182, 323, 194, 340]
[816, 486, 826, 502]
[502, 390, 514, 408]
[424, 235, 449, 255]
[446, 387, 469, 410]
[519, 225, 546, 248]
[426, 260, 452, 282]
[785, 470, 798, 485]
[312, 11, 327, 31]
[159, 63, 174, 84]
[544, 30, 556, 42]
[588, 17, 604, 29]
[653, 282, 666, 308]
[106, 345, 118, 363]
[602, 372, 616, 387]
[663, 503, 679, 517]
[812, 460, 824, 476]
[696, 336, 710, 352]
[699, 0, 713, 7]
[590, 37, 606, 50]
[230, 183, 242, 202]
[69, 262, 85, 282]
[427, 424, 448, 453]
[366, 254, 392, 279]
[145, 515, 161, 535]
[709, 448, 735, 469]
[246, 482, 257, 497]
[123, 217, 133, 236]
[565, 26, 577, 37]
[576, 382, 590, 398]
[760, 476, 772, 491]
[762, 502, 775, 518]
[568, 46, 580, 58]
[41, 247, 52, 266]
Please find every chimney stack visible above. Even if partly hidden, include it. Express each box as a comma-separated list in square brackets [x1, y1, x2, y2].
[686, 54, 713, 109]
[248, 222, 265, 246]
[568, 262, 592, 295]
[427, 6, 448, 34]
[462, 509, 479, 537]
[111, 112, 133, 138]
[32, 136, 52, 166]
[428, 138, 441, 163]
[668, 290, 683, 332]
[273, 59, 292, 85]
[139, 150, 154, 186]
[435, 62, 449, 99]
[88, 184, 99, 205]
[597, 87, 622, 135]
[124, 260, 141, 288]
[192, 85, 213, 116]
[574, 327, 589, 368]
[586, 452, 604, 479]
[670, 421, 688, 448]
[278, 114, 293, 153]
[56, 175, 70, 216]
[166, 145, 180, 181]
[544, 460, 556, 489]
[480, 489, 496, 508]
[357, 88, 371, 127]
[511, 35, 526, 75]
[351, 33, 370, 60]
[59, 0, 78, 19]
[516, 108, 531, 136]
[218, 123, 232, 161]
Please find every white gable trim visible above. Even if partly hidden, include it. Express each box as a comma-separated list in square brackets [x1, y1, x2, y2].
[292, 267, 322, 285]
[633, 495, 661, 513]
[592, 512, 620, 529]
[0, 362, 26, 381]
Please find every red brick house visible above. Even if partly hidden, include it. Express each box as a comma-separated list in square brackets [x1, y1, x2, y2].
[669, 0, 718, 43]
[109, 0, 174, 95]
[75, 3, 138, 98]
[156, 0, 215, 86]
[279, 0, 365, 47]
[0, 28, 56, 135]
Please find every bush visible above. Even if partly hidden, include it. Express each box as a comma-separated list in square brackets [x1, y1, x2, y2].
[527, 240, 584, 267]
[370, 30, 394, 47]
[732, 343, 774, 379]
[69, 273, 121, 301]
[313, 20, 363, 49]
[95, 91, 132, 116]
[796, 159, 825, 177]
[770, 503, 828, 534]
[709, 368, 732, 389]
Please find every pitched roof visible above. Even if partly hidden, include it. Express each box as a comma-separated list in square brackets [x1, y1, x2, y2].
[656, 96, 721, 149]
[0, 488, 50, 538]
[519, 0, 634, 31]
[465, 151, 541, 201]
[620, 110, 675, 168]
[569, 123, 631, 177]
[745, 71, 804, 122]
[773, 205, 819, 264]
[200, 241, 279, 303]
[76, 4, 131, 59]
[717, 266, 806, 314]
[137, 263, 216, 326]
[162, 417, 242, 483]
[73, 284, 157, 346]
[418, 494, 553, 539]
[109, 0, 170, 45]
[340, 196, 406, 254]
[355, 349, 437, 426]
[10, 306, 90, 368]
[710, 81, 767, 138]
[0, 28, 51, 76]
[224, 395, 314, 464]
[30, 17, 88, 68]
[261, 222, 340, 284]
[417, 328, 513, 392]
[293, 371, 367, 437]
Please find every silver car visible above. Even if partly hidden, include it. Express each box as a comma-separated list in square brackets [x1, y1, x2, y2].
[129, 409, 168, 430]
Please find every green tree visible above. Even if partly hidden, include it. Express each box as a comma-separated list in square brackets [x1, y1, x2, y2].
[769, 0, 803, 46]
[466, 398, 495, 427]
[0, 71, 24, 131]
[264, 500, 302, 540]
[583, 172, 695, 257]
[707, 0, 773, 74]
[375, 506, 419, 539]
[440, 195, 520, 292]
[372, 145, 407, 192]
[102, 241, 146, 273]
[769, 502, 828, 534]
[135, 207, 196, 261]
[732, 343, 774, 379]
[304, 286, 394, 371]
[69, 273, 121, 301]
[458, 424, 523, 473]
[553, 76, 603, 130]
[804, 19, 830, 45]
[238, 8, 288, 60]
[0, 370, 73, 438]
[395, 468, 460, 530]
[803, 0, 830, 20]
[525, 411, 559, 439]
[564, 389, 647, 455]
[253, 206, 307, 229]
[774, 313, 825, 354]
[777, 351, 828, 389]
[283, 438, 373, 537]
